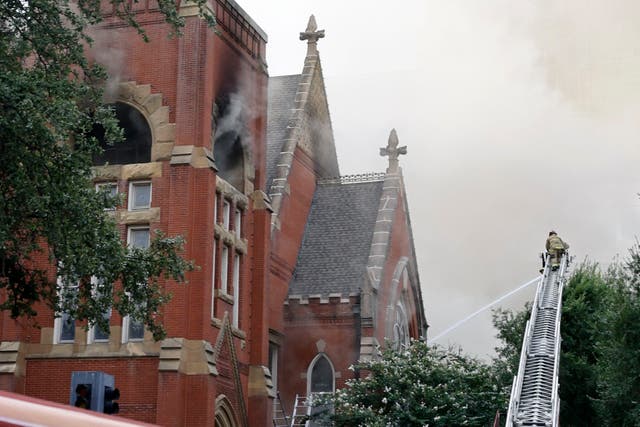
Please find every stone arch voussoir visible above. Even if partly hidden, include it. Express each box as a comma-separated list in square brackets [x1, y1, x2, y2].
[111, 81, 176, 162]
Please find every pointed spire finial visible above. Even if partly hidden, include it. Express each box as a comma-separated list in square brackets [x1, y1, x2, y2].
[306, 15, 318, 33]
[300, 15, 325, 56]
[380, 129, 407, 172]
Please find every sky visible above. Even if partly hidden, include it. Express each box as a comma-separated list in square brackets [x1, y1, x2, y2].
[239, 0, 640, 358]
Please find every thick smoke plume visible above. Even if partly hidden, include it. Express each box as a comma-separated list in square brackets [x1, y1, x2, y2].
[242, 0, 640, 357]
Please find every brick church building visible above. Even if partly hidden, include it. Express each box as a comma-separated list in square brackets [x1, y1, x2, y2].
[0, 1, 427, 426]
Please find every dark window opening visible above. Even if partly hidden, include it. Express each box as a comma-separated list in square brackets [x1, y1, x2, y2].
[213, 96, 245, 190]
[92, 102, 152, 165]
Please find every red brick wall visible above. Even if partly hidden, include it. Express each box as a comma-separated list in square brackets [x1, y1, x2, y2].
[269, 147, 317, 333]
[25, 357, 159, 424]
[280, 297, 359, 409]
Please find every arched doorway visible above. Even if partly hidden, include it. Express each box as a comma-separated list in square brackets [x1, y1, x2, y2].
[214, 395, 239, 427]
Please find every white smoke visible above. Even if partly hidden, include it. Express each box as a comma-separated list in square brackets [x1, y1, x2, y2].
[242, 0, 640, 358]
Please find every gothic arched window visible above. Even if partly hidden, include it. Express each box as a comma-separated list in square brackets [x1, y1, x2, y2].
[308, 354, 335, 395]
[385, 261, 413, 351]
[92, 102, 152, 166]
[392, 301, 410, 351]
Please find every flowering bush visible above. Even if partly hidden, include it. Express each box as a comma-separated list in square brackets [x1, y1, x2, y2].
[313, 340, 507, 426]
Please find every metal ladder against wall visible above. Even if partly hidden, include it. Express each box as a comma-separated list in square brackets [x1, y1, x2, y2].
[290, 394, 311, 427]
[506, 254, 568, 427]
[273, 392, 290, 427]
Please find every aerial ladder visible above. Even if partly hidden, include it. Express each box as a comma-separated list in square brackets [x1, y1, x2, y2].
[506, 253, 569, 426]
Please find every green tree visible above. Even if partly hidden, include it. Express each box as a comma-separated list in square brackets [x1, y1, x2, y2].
[558, 262, 613, 426]
[491, 263, 613, 426]
[491, 259, 640, 426]
[596, 246, 640, 426]
[0, 0, 213, 339]
[315, 341, 507, 427]
[492, 302, 531, 388]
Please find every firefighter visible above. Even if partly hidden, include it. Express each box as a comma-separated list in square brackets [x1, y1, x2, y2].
[546, 231, 569, 270]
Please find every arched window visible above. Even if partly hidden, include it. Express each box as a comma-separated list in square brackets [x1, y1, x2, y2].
[385, 260, 413, 351]
[392, 301, 410, 351]
[92, 102, 152, 165]
[307, 353, 335, 395]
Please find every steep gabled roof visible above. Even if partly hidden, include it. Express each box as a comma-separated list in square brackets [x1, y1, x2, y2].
[266, 74, 301, 189]
[288, 179, 384, 297]
[265, 16, 340, 231]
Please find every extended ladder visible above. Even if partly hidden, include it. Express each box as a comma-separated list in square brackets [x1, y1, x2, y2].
[506, 254, 568, 426]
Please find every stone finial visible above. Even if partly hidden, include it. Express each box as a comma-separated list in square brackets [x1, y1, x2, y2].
[300, 15, 325, 56]
[379, 129, 407, 172]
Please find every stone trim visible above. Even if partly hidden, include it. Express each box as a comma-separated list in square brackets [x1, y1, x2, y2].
[285, 292, 358, 305]
[214, 224, 247, 254]
[0, 342, 24, 376]
[216, 289, 235, 305]
[215, 394, 243, 427]
[178, 0, 215, 18]
[93, 162, 163, 182]
[104, 81, 177, 164]
[358, 336, 381, 363]
[158, 338, 218, 375]
[317, 172, 386, 185]
[116, 207, 161, 225]
[249, 190, 272, 212]
[33, 324, 162, 356]
[216, 176, 250, 206]
[248, 365, 276, 399]
[158, 338, 182, 372]
[170, 145, 217, 170]
[284, 318, 356, 327]
[365, 172, 403, 292]
[24, 347, 161, 359]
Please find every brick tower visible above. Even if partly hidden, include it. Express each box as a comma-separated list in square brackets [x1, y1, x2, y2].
[0, 1, 274, 425]
[0, 6, 427, 427]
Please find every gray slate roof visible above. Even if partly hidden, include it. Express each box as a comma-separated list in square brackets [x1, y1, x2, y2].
[266, 74, 301, 189]
[289, 180, 384, 297]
